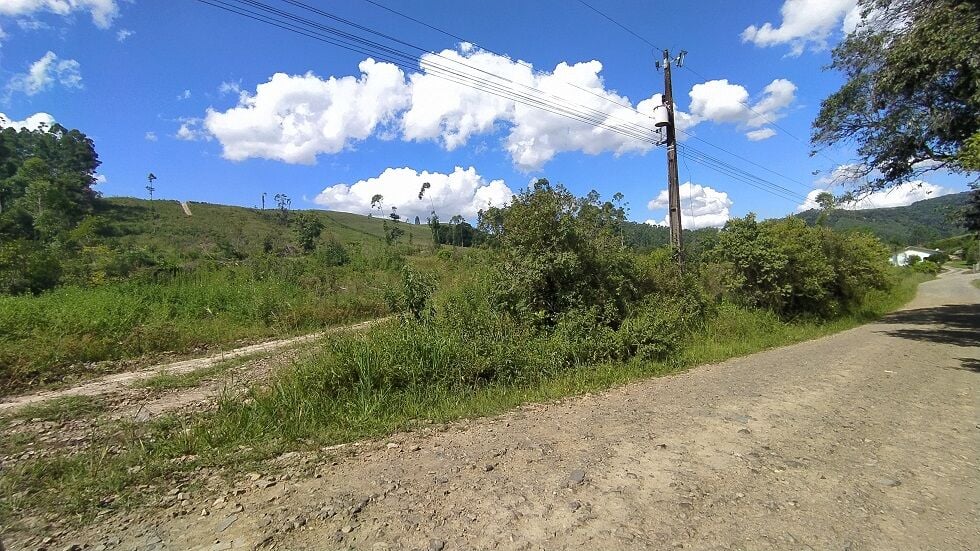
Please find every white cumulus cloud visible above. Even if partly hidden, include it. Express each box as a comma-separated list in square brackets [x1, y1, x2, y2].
[144, 131, 158, 141]
[115, 28, 133, 42]
[0, 0, 121, 29]
[315, 166, 513, 221]
[746, 128, 777, 141]
[742, 0, 858, 55]
[175, 117, 209, 141]
[647, 182, 733, 229]
[204, 59, 410, 164]
[6, 51, 82, 96]
[403, 49, 689, 171]
[797, 181, 954, 212]
[196, 46, 792, 169]
[687, 78, 796, 140]
[0, 111, 55, 130]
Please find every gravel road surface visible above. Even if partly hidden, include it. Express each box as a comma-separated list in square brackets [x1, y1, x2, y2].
[25, 271, 980, 550]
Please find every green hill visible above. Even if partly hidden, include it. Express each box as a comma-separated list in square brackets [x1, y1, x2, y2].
[96, 197, 434, 257]
[795, 191, 972, 246]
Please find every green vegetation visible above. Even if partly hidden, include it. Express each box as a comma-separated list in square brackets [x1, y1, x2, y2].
[2, 395, 106, 423]
[813, 0, 979, 189]
[0, 182, 930, 530]
[796, 191, 972, 246]
[133, 353, 265, 392]
[0, 261, 393, 394]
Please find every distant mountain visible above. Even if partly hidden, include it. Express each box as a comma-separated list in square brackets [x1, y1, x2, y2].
[795, 191, 972, 246]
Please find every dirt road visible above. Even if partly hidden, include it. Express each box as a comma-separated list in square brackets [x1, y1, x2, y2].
[38, 272, 980, 550]
[0, 319, 384, 414]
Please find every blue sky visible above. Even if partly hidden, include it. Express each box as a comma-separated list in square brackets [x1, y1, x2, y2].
[0, 0, 971, 227]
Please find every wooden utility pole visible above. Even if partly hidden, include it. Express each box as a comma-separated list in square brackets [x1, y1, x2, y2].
[660, 50, 685, 263]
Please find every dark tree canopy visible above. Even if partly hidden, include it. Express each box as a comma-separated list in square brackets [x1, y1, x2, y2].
[0, 123, 100, 239]
[812, 0, 979, 190]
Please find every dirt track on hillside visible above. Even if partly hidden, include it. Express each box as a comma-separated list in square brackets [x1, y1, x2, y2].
[14, 272, 980, 550]
[0, 319, 385, 414]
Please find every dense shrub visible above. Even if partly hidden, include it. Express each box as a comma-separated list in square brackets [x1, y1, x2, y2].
[0, 239, 62, 294]
[714, 215, 892, 318]
[488, 180, 637, 326]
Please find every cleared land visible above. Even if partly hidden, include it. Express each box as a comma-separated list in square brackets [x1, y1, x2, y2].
[7, 270, 975, 550]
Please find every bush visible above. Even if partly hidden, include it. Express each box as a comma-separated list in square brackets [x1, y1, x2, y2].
[490, 180, 636, 326]
[0, 239, 62, 295]
[713, 215, 892, 318]
[384, 265, 436, 321]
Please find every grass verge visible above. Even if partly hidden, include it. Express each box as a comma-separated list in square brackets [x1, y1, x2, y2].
[0, 271, 931, 533]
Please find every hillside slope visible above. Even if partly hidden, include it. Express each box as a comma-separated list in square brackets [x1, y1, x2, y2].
[97, 197, 434, 256]
[795, 191, 971, 245]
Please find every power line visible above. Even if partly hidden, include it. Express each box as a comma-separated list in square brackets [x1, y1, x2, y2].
[194, 0, 807, 205]
[680, 65, 847, 170]
[572, 0, 848, 181]
[198, 0, 666, 147]
[354, 0, 813, 199]
[574, 0, 661, 51]
[356, 0, 810, 199]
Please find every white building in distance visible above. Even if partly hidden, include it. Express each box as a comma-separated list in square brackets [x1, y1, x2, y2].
[890, 246, 942, 266]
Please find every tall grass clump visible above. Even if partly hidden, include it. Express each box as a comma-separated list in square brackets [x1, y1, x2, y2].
[0, 259, 393, 394]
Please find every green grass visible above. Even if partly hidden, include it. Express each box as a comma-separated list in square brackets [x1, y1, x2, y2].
[0, 197, 463, 397]
[2, 395, 107, 423]
[0, 271, 929, 531]
[98, 198, 433, 257]
[0, 264, 394, 396]
[133, 354, 260, 392]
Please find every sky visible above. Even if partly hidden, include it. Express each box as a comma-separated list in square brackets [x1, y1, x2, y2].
[0, 0, 972, 228]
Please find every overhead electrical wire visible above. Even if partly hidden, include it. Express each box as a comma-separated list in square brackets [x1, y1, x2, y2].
[351, 0, 810, 203]
[197, 0, 667, 147]
[193, 0, 809, 204]
[197, 0, 669, 142]
[572, 0, 844, 188]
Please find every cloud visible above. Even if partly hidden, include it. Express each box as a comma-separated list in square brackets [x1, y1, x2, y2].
[144, 131, 157, 141]
[94, 173, 107, 184]
[403, 49, 686, 171]
[0, 111, 55, 130]
[175, 118, 209, 141]
[218, 80, 241, 96]
[176, 89, 191, 101]
[6, 51, 82, 96]
[0, 0, 121, 29]
[198, 46, 790, 170]
[797, 181, 954, 211]
[746, 128, 776, 141]
[204, 58, 410, 164]
[315, 166, 513, 221]
[687, 78, 796, 139]
[116, 28, 133, 42]
[742, 0, 858, 55]
[814, 162, 867, 187]
[647, 182, 733, 229]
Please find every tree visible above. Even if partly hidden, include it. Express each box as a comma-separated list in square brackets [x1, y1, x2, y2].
[146, 173, 157, 200]
[414, 215, 421, 225]
[294, 212, 324, 253]
[274, 193, 291, 225]
[449, 214, 464, 246]
[814, 191, 836, 226]
[428, 211, 440, 246]
[490, 179, 637, 325]
[812, 0, 979, 192]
